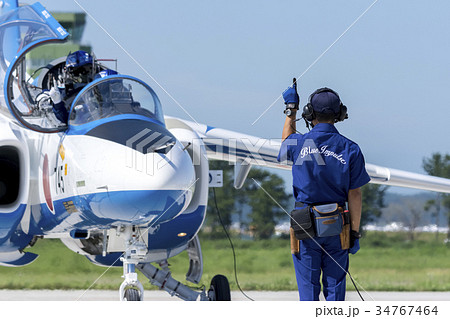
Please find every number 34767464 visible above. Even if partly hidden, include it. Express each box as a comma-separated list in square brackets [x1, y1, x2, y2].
[375, 306, 438, 316]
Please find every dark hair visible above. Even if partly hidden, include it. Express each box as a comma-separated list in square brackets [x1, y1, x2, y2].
[315, 112, 335, 123]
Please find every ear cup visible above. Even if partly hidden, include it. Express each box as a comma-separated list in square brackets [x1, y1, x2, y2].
[336, 104, 348, 122]
[306, 87, 349, 123]
[302, 103, 315, 121]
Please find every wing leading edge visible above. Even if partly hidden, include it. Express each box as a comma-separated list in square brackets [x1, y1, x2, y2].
[166, 116, 450, 194]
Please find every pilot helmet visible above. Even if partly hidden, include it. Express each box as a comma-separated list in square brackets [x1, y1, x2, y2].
[65, 50, 94, 81]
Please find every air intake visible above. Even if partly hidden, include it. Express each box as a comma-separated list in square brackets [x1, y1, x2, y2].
[0, 146, 20, 206]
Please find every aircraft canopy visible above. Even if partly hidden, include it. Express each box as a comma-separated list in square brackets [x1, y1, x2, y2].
[0, 2, 68, 132]
[69, 76, 164, 127]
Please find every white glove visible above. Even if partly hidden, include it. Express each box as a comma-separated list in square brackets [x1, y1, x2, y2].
[49, 87, 62, 104]
[57, 75, 65, 89]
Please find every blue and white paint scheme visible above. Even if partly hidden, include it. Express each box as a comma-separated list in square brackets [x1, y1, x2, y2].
[0, 1, 450, 301]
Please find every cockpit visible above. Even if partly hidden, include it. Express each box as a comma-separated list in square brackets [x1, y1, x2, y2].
[0, 3, 164, 133]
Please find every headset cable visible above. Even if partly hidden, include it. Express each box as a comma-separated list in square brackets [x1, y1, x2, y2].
[212, 187, 254, 301]
[348, 267, 365, 301]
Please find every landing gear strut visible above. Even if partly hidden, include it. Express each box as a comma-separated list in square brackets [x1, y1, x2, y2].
[119, 262, 144, 301]
[115, 230, 231, 301]
[138, 263, 231, 301]
[138, 262, 208, 300]
[118, 226, 146, 301]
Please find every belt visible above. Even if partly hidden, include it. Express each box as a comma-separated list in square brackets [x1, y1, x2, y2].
[295, 201, 347, 209]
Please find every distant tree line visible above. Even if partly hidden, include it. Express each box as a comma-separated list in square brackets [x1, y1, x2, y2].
[204, 160, 290, 239]
[361, 183, 388, 232]
[422, 152, 450, 240]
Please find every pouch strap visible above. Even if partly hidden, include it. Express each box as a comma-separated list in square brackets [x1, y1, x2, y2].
[296, 201, 346, 209]
[312, 203, 338, 214]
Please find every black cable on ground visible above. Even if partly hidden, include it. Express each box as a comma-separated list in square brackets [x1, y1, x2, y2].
[347, 269, 364, 301]
[212, 187, 254, 301]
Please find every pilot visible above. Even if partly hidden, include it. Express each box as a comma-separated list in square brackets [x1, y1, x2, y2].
[278, 82, 370, 301]
[49, 50, 94, 123]
[49, 50, 109, 124]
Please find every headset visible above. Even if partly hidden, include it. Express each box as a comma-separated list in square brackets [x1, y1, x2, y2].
[302, 87, 348, 123]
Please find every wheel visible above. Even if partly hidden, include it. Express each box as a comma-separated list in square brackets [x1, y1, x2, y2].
[124, 288, 141, 301]
[209, 274, 231, 301]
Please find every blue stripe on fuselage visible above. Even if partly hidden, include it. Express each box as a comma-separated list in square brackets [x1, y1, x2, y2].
[0, 204, 34, 252]
[0, 204, 26, 246]
[36, 189, 188, 232]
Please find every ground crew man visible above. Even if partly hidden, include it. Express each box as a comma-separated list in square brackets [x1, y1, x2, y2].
[278, 81, 370, 301]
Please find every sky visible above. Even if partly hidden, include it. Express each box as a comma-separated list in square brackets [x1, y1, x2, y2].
[36, 0, 450, 194]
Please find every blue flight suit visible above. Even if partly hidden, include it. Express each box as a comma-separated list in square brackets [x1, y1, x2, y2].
[52, 86, 84, 124]
[278, 123, 370, 301]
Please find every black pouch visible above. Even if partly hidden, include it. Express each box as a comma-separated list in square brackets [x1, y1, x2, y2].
[290, 207, 316, 240]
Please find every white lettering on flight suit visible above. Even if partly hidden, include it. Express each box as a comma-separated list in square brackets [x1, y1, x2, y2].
[296, 139, 326, 166]
[297, 140, 347, 165]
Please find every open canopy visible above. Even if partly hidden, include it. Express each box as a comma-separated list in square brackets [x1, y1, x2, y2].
[0, 2, 68, 132]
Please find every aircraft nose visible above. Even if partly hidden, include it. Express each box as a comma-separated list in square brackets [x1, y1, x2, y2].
[62, 119, 196, 226]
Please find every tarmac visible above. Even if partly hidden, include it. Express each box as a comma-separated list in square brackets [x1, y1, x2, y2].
[1, 290, 450, 301]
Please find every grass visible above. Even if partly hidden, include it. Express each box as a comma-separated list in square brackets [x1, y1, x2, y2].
[349, 232, 450, 291]
[0, 231, 449, 291]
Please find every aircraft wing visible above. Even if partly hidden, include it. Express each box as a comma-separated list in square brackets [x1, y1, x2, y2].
[166, 116, 450, 193]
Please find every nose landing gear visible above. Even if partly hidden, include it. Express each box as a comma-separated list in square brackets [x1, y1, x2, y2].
[118, 226, 147, 301]
[208, 275, 231, 301]
[119, 262, 145, 301]
[115, 229, 231, 301]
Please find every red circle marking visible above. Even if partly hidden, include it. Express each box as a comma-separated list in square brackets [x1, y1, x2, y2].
[43, 154, 53, 211]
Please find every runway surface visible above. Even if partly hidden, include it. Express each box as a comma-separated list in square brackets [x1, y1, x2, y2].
[1, 290, 450, 301]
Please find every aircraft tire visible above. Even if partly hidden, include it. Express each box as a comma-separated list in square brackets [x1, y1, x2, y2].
[210, 275, 231, 301]
[124, 288, 141, 301]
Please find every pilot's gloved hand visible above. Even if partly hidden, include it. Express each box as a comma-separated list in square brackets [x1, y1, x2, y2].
[49, 87, 62, 104]
[282, 80, 299, 108]
[56, 75, 65, 89]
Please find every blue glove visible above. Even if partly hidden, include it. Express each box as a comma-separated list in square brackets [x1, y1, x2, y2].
[349, 238, 360, 255]
[282, 80, 299, 106]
